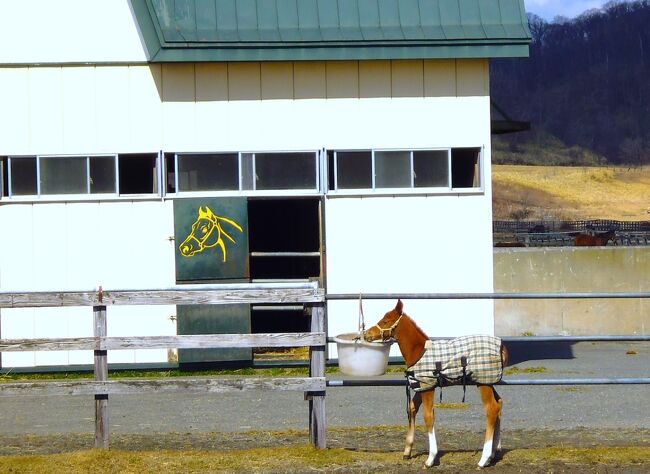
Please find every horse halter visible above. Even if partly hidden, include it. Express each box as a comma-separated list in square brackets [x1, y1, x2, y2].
[190, 217, 217, 249]
[371, 313, 404, 341]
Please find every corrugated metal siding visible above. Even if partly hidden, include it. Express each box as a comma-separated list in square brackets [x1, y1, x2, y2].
[132, 0, 530, 61]
[151, 0, 528, 42]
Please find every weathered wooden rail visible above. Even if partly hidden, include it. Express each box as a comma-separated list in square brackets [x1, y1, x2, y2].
[0, 283, 328, 449]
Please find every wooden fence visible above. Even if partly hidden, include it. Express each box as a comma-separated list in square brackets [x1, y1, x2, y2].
[0, 283, 328, 449]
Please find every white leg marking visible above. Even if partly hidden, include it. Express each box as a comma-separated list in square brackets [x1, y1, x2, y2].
[425, 427, 438, 468]
[478, 439, 493, 467]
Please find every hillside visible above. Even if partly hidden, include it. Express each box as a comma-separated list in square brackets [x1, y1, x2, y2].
[490, 0, 650, 166]
[492, 164, 650, 221]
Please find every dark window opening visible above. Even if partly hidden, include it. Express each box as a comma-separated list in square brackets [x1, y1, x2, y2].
[333, 151, 372, 189]
[254, 152, 317, 190]
[9, 156, 37, 196]
[164, 152, 176, 193]
[248, 198, 321, 335]
[177, 153, 239, 191]
[451, 147, 481, 188]
[1, 157, 7, 197]
[118, 153, 158, 194]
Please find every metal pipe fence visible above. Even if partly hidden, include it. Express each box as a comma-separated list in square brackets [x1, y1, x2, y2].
[325, 291, 650, 387]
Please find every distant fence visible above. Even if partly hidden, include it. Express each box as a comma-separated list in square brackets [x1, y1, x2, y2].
[494, 219, 650, 233]
[493, 220, 650, 246]
[0, 283, 327, 449]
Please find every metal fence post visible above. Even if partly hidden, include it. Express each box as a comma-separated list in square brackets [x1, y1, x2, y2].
[93, 305, 108, 449]
[308, 302, 326, 449]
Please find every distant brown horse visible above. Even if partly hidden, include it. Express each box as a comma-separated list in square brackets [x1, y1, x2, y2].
[364, 300, 508, 468]
[574, 230, 616, 246]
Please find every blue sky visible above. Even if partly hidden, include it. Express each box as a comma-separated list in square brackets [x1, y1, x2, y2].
[524, 0, 622, 21]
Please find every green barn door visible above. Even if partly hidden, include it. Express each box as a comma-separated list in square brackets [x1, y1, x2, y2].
[176, 304, 251, 365]
[173, 198, 251, 365]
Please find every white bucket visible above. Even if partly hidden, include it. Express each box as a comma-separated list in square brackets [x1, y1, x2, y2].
[334, 332, 392, 376]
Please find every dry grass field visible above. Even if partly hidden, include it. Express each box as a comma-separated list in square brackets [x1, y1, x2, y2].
[492, 165, 650, 221]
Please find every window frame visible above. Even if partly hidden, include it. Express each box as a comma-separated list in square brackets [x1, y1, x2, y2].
[328, 147, 483, 196]
[168, 150, 322, 197]
[1, 146, 482, 201]
[1, 153, 162, 201]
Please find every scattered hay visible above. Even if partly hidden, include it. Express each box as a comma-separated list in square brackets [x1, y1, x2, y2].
[504, 366, 548, 375]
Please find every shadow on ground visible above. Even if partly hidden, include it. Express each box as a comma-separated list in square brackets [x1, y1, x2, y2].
[506, 341, 575, 365]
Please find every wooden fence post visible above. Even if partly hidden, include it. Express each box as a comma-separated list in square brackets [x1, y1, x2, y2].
[308, 302, 326, 449]
[93, 305, 108, 449]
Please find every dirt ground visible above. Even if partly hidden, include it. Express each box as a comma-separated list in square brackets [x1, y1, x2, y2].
[3, 427, 650, 472]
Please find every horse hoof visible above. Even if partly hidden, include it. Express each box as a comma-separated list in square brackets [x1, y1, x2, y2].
[424, 454, 438, 468]
[477, 456, 492, 468]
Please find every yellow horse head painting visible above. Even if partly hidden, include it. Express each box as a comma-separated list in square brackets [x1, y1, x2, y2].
[178, 206, 243, 263]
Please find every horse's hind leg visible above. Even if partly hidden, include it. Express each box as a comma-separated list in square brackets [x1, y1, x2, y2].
[403, 391, 421, 459]
[421, 390, 438, 468]
[478, 385, 503, 468]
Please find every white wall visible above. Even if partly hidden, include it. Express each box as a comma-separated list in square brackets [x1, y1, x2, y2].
[0, 60, 488, 155]
[325, 195, 495, 358]
[0, 201, 177, 367]
[0, 56, 493, 365]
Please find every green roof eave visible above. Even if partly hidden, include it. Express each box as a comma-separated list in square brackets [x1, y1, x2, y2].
[147, 43, 530, 62]
[129, 0, 531, 63]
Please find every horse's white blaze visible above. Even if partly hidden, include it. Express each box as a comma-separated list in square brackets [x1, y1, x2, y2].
[425, 428, 438, 467]
[478, 439, 493, 467]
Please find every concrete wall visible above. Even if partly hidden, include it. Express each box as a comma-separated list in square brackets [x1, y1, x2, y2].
[494, 247, 650, 336]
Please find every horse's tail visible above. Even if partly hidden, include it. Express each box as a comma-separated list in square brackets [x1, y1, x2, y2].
[500, 343, 509, 369]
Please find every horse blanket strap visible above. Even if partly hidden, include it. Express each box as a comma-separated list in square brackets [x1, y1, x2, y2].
[406, 336, 503, 396]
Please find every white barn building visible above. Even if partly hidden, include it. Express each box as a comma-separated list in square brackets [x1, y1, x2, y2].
[0, 0, 530, 369]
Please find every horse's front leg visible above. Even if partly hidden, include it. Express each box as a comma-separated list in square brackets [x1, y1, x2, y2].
[421, 390, 438, 468]
[403, 390, 421, 459]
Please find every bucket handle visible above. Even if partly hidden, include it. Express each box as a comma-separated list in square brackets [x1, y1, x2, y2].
[357, 294, 365, 339]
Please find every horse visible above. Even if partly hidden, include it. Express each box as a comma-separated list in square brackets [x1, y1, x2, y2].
[574, 229, 616, 246]
[178, 206, 243, 262]
[364, 300, 508, 468]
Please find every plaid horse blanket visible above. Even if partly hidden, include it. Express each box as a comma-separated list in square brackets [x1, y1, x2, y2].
[406, 335, 503, 392]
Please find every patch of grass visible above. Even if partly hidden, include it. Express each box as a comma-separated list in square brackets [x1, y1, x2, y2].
[434, 403, 468, 410]
[555, 386, 589, 393]
[0, 367, 316, 382]
[504, 366, 547, 375]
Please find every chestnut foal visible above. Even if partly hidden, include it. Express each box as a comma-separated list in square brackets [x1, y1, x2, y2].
[364, 300, 508, 468]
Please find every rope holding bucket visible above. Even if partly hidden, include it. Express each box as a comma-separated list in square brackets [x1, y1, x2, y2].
[357, 294, 366, 339]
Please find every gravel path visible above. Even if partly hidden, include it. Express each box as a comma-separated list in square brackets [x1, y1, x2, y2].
[0, 341, 648, 465]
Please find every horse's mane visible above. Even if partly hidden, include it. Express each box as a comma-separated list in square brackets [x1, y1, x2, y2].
[402, 312, 429, 340]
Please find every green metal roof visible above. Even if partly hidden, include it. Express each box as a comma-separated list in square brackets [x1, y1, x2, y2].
[129, 0, 530, 62]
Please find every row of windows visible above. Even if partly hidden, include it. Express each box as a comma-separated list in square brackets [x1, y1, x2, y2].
[1, 148, 481, 199]
[0, 154, 158, 197]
